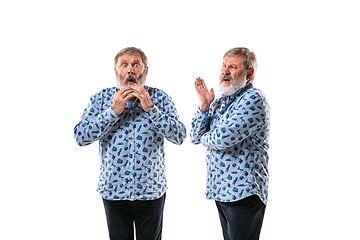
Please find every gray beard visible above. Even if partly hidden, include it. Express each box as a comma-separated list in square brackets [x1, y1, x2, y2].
[219, 72, 247, 96]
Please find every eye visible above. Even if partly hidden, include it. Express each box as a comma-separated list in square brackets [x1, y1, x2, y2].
[229, 65, 238, 69]
[121, 63, 127, 68]
[134, 63, 140, 68]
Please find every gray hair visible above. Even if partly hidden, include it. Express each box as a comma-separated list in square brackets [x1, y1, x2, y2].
[224, 47, 257, 82]
[114, 47, 148, 68]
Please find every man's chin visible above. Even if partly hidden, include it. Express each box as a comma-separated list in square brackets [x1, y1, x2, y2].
[219, 85, 236, 96]
[220, 81, 231, 87]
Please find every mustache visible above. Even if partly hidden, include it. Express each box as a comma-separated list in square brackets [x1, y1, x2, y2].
[220, 74, 233, 82]
[125, 74, 138, 83]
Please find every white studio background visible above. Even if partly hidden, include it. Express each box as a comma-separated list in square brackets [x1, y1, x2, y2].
[1, 0, 359, 239]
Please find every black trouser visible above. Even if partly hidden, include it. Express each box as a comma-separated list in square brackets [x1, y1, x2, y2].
[216, 195, 266, 240]
[102, 194, 166, 240]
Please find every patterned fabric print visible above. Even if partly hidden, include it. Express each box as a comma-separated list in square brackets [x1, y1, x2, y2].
[74, 86, 186, 201]
[190, 83, 270, 204]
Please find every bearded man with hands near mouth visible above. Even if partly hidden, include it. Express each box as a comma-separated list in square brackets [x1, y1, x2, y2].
[191, 48, 270, 240]
[74, 47, 186, 240]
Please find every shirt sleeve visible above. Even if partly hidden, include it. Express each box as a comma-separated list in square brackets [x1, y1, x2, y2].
[74, 93, 120, 146]
[147, 94, 186, 145]
[190, 108, 212, 145]
[200, 91, 268, 150]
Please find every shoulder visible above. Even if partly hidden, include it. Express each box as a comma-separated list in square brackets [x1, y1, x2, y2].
[86, 87, 117, 107]
[90, 87, 117, 99]
[146, 86, 172, 100]
[239, 88, 270, 118]
[242, 87, 268, 105]
[230, 87, 270, 115]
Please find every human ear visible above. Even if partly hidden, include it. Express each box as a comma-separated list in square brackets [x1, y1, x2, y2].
[246, 68, 254, 83]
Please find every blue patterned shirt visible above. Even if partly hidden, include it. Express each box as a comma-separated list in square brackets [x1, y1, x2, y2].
[74, 86, 186, 201]
[190, 83, 270, 204]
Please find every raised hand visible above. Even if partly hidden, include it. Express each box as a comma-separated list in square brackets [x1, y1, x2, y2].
[195, 77, 215, 112]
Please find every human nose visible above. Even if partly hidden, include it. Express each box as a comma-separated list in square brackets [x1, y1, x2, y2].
[221, 66, 230, 75]
[127, 65, 134, 74]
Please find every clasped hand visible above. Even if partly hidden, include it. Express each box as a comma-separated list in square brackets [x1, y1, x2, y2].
[112, 84, 154, 115]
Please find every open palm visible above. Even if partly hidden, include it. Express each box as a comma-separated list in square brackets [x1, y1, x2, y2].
[195, 77, 215, 112]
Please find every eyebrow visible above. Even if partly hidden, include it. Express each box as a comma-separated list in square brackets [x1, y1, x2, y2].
[122, 60, 140, 63]
[223, 63, 238, 68]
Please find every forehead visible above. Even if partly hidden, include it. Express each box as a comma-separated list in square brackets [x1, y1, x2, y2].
[117, 53, 143, 64]
[223, 55, 244, 65]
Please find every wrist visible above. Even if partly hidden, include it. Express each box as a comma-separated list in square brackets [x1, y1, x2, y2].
[199, 104, 210, 113]
[146, 104, 154, 113]
[112, 106, 121, 115]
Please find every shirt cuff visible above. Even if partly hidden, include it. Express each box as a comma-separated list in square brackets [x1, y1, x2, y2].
[105, 107, 120, 122]
[148, 105, 160, 121]
[195, 107, 208, 120]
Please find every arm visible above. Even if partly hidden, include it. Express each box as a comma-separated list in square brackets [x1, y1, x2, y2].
[190, 107, 213, 145]
[200, 91, 267, 150]
[190, 77, 215, 144]
[148, 93, 186, 145]
[74, 94, 119, 146]
[74, 87, 135, 146]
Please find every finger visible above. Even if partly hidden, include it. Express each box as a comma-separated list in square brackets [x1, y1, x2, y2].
[120, 89, 134, 98]
[131, 91, 143, 100]
[130, 84, 145, 93]
[117, 86, 131, 94]
[119, 92, 136, 103]
[131, 85, 149, 100]
[113, 90, 133, 102]
[195, 80, 200, 88]
[200, 80, 207, 89]
[124, 93, 135, 101]
[115, 90, 130, 100]
[195, 78, 204, 88]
